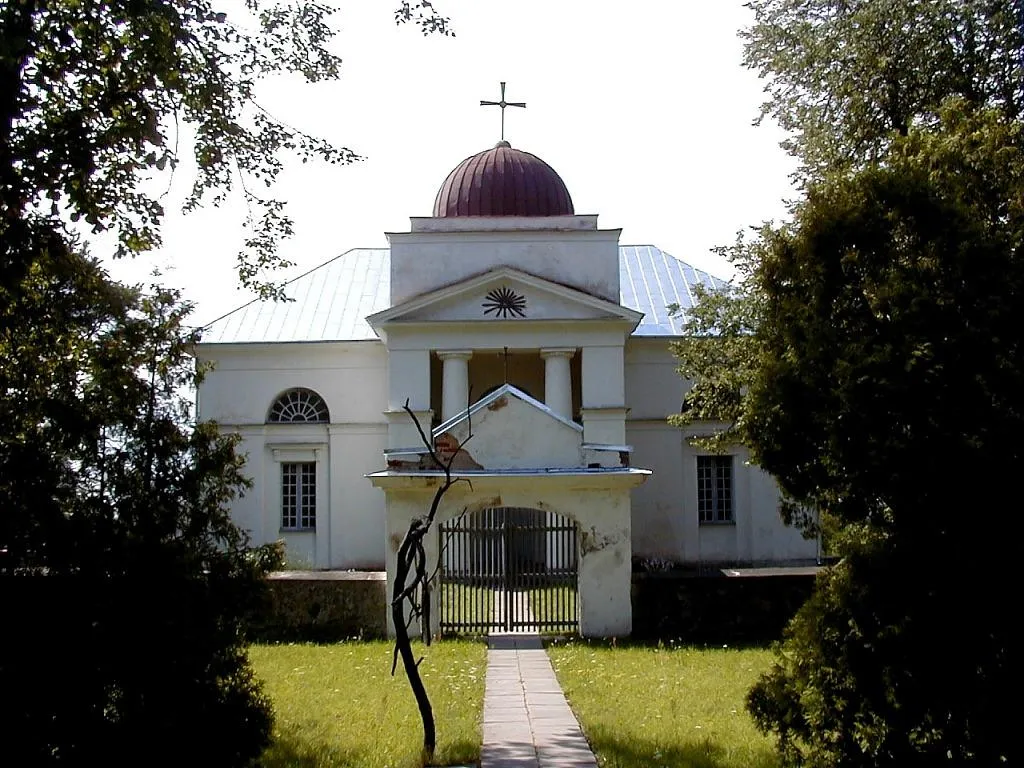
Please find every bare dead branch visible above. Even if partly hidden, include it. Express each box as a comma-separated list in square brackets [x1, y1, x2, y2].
[430, 506, 469, 584]
[390, 392, 474, 758]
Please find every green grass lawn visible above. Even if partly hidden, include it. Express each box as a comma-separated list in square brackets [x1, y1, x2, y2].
[249, 639, 486, 768]
[547, 640, 779, 768]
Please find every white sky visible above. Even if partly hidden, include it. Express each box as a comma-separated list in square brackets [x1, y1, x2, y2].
[107, 0, 797, 325]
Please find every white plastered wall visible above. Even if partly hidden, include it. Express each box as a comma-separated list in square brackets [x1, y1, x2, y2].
[389, 217, 622, 304]
[624, 337, 817, 565]
[195, 340, 389, 569]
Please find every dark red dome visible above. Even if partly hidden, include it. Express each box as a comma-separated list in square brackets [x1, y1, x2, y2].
[433, 141, 574, 217]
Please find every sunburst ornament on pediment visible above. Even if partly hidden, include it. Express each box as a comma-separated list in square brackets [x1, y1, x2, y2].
[482, 286, 527, 318]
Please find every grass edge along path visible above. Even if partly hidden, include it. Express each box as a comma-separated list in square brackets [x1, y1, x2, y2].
[546, 639, 779, 768]
[249, 638, 486, 768]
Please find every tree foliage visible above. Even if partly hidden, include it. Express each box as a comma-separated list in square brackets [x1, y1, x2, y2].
[732, 107, 1020, 767]
[0, 1, 450, 763]
[675, 7, 1019, 765]
[673, 7, 1024, 764]
[668, 247, 763, 453]
[747, 107, 1023, 527]
[0, 246, 285, 765]
[743, 0, 1024, 177]
[0, 0, 450, 294]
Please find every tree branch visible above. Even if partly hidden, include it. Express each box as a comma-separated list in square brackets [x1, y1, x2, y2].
[389, 392, 474, 758]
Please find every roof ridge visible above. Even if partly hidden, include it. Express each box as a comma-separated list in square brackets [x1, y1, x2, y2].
[200, 247, 389, 329]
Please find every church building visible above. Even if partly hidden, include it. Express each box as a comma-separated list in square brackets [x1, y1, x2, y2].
[197, 140, 816, 636]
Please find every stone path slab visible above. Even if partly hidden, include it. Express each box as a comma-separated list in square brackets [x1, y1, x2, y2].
[480, 633, 597, 768]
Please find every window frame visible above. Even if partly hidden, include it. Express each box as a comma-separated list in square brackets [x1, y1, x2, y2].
[267, 388, 330, 424]
[697, 454, 735, 525]
[280, 460, 317, 532]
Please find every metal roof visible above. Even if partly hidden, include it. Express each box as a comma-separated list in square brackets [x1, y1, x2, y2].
[202, 248, 390, 344]
[201, 244, 726, 344]
[621, 245, 729, 336]
[433, 142, 574, 218]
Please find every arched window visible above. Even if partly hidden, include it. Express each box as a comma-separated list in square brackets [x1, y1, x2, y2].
[267, 388, 330, 424]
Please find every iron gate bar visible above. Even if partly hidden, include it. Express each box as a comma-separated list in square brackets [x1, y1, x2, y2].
[439, 507, 579, 635]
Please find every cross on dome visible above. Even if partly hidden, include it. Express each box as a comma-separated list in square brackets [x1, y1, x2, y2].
[433, 83, 573, 216]
[480, 81, 526, 142]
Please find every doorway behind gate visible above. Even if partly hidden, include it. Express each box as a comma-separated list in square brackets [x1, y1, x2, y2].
[438, 507, 579, 634]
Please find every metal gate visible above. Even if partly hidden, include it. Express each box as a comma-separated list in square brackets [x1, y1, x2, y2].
[439, 507, 578, 634]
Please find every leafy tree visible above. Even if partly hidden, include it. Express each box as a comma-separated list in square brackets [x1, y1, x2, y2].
[743, 0, 1024, 177]
[0, 0, 449, 294]
[669, 251, 762, 452]
[0, 1, 449, 763]
[678, 6, 1023, 763]
[746, 107, 1023, 529]
[727, 106, 1020, 767]
[1, 244, 285, 766]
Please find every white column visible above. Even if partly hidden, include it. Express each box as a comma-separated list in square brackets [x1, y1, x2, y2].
[438, 350, 472, 422]
[541, 348, 575, 420]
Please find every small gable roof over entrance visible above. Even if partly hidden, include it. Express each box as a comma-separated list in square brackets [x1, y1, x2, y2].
[433, 382, 582, 437]
[201, 245, 727, 344]
[431, 384, 584, 471]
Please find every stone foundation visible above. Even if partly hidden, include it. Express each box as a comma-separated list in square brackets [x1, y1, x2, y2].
[251, 570, 386, 641]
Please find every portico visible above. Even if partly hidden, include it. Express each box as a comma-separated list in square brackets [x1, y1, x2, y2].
[365, 141, 651, 637]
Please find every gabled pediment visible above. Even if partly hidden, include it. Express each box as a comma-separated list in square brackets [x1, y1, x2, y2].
[432, 384, 584, 470]
[367, 267, 643, 329]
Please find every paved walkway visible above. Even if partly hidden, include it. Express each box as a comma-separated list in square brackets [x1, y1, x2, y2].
[491, 589, 537, 632]
[480, 633, 598, 768]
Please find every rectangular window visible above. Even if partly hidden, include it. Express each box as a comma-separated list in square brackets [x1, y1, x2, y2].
[281, 462, 316, 531]
[697, 455, 734, 523]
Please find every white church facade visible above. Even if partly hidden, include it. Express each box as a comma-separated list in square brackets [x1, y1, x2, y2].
[197, 141, 816, 636]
